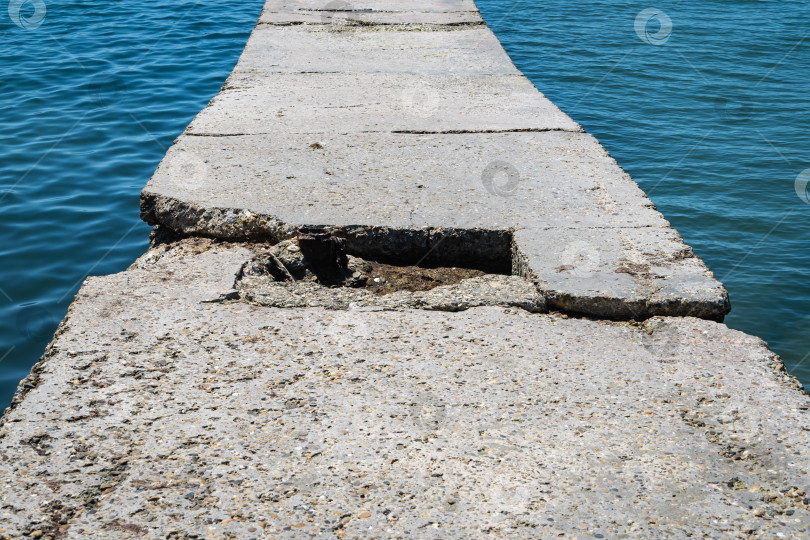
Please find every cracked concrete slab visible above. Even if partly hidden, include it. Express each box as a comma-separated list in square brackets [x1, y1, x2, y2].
[139, 0, 729, 320]
[188, 73, 581, 135]
[141, 129, 729, 319]
[0, 244, 807, 538]
[3, 1, 805, 538]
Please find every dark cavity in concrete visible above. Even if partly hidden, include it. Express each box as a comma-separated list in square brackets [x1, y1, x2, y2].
[240, 226, 500, 293]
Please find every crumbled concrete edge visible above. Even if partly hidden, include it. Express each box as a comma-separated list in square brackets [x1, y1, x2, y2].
[546, 290, 730, 322]
[0, 301, 78, 432]
[640, 317, 808, 396]
[140, 191, 512, 271]
[139, 191, 294, 243]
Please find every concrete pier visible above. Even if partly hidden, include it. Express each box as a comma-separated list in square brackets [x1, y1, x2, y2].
[2, 0, 808, 537]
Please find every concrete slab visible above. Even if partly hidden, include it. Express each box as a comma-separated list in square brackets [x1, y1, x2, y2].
[235, 26, 518, 75]
[0, 244, 806, 538]
[260, 11, 483, 26]
[4, 1, 801, 537]
[262, 0, 479, 16]
[513, 227, 731, 321]
[142, 131, 666, 233]
[260, 0, 483, 26]
[187, 73, 581, 135]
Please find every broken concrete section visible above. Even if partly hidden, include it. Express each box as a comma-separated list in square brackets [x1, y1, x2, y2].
[0, 242, 807, 538]
[142, 129, 728, 320]
[141, 0, 729, 320]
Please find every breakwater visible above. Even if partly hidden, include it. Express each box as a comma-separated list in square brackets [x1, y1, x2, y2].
[1, 1, 808, 537]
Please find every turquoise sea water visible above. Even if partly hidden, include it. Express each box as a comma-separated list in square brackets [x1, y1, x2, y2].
[1, 0, 808, 409]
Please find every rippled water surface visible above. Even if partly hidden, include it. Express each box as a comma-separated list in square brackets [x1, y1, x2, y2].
[477, 0, 810, 386]
[0, 0, 263, 407]
[2, 0, 809, 410]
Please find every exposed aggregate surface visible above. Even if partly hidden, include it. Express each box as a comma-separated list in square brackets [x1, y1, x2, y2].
[0, 245, 808, 538]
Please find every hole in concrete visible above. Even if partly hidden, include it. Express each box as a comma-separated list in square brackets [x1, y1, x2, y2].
[147, 226, 546, 312]
[245, 227, 509, 294]
[332, 226, 513, 275]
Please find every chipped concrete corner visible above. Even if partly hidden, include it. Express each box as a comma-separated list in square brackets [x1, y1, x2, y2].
[1, 0, 807, 538]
